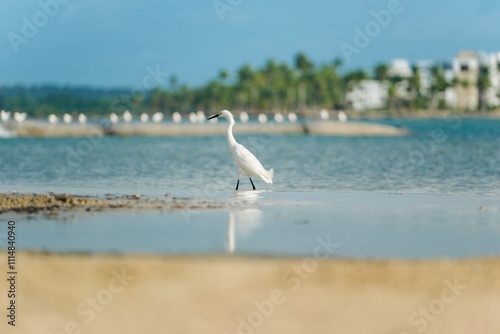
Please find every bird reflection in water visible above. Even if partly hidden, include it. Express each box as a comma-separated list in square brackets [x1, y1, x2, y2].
[227, 190, 265, 254]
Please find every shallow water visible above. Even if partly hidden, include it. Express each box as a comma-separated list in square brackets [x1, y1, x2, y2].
[1, 118, 500, 258]
[1, 118, 500, 196]
[2, 192, 500, 258]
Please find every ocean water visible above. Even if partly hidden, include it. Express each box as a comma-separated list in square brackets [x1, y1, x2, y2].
[1, 118, 500, 257]
[1, 118, 500, 196]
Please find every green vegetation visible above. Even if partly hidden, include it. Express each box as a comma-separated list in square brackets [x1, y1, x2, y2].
[0, 52, 498, 118]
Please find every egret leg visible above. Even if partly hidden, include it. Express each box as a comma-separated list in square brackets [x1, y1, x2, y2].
[249, 177, 256, 190]
[235, 179, 240, 190]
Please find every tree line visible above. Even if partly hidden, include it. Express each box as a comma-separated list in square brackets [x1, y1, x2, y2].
[0, 52, 497, 118]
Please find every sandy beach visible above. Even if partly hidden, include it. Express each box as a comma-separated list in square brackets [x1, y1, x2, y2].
[0, 252, 499, 334]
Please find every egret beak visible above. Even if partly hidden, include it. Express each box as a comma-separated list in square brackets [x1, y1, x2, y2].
[207, 112, 221, 120]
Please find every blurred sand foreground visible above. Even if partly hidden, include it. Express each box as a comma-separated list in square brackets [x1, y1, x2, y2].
[0, 252, 499, 334]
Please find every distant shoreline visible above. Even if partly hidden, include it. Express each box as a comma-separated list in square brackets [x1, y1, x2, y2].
[340, 109, 500, 120]
[1, 118, 410, 138]
[5, 110, 500, 138]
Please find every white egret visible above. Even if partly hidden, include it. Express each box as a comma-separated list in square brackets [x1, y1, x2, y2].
[172, 111, 182, 123]
[48, 114, 58, 124]
[188, 112, 197, 123]
[274, 112, 284, 123]
[207, 110, 274, 190]
[78, 113, 87, 124]
[13, 112, 27, 123]
[152, 112, 163, 123]
[123, 110, 132, 122]
[0, 110, 10, 122]
[320, 109, 329, 120]
[109, 113, 119, 124]
[257, 113, 267, 124]
[63, 113, 72, 123]
[239, 111, 249, 123]
[140, 113, 149, 123]
[196, 110, 205, 123]
[288, 112, 297, 123]
[338, 111, 347, 122]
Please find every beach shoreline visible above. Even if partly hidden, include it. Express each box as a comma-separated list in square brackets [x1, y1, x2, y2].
[1, 190, 499, 259]
[2, 110, 499, 138]
[2, 118, 409, 138]
[0, 192, 229, 216]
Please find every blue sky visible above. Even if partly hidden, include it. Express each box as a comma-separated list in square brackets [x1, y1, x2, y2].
[1, 0, 500, 88]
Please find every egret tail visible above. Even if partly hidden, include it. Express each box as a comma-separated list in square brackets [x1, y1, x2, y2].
[260, 168, 274, 184]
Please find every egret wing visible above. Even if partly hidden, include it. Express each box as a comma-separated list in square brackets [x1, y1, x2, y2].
[233, 144, 273, 183]
[233, 144, 264, 173]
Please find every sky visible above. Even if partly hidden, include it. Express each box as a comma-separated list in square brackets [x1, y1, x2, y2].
[1, 0, 500, 88]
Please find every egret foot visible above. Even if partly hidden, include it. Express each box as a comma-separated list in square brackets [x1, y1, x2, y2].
[235, 179, 240, 190]
[249, 177, 256, 190]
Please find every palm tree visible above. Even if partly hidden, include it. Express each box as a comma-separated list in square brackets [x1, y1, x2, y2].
[342, 69, 369, 89]
[374, 63, 389, 82]
[149, 88, 162, 110]
[477, 65, 491, 111]
[385, 73, 410, 111]
[262, 59, 280, 109]
[408, 65, 425, 109]
[330, 58, 344, 108]
[218, 69, 229, 84]
[387, 83, 398, 110]
[169, 75, 178, 91]
[216, 69, 232, 109]
[430, 65, 449, 109]
[312, 63, 343, 109]
[332, 57, 343, 70]
[277, 63, 297, 109]
[236, 64, 255, 110]
[294, 52, 313, 75]
[294, 52, 314, 109]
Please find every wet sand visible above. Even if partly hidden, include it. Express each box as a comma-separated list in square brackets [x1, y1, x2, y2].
[0, 252, 498, 334]
[0, 192, 225, 215]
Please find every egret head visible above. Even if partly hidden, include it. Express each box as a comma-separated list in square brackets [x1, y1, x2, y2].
[207, 110, 231, 120]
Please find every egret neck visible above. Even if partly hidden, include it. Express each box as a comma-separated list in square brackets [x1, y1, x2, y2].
[225, 112, 237, 150]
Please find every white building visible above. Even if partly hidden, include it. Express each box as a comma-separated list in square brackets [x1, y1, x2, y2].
[388, 58, 412, 78]
[478, 50, 500, 107]
[346, 51, 500, 111]
[416, 60, 433, 96]
[346, 80, 388, 111]
[388, 58, 412, 101]
[442, 61, 455, 84]
[446, 50, 500, 109]
[444, 87, 457, 108]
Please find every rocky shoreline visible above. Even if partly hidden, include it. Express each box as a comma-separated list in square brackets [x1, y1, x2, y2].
[1, 119, 409, 137]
